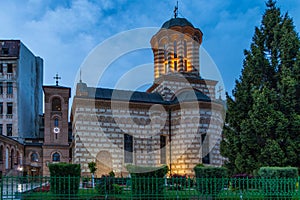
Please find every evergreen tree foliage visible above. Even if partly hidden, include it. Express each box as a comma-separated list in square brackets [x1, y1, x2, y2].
[220, 0, 300, 174]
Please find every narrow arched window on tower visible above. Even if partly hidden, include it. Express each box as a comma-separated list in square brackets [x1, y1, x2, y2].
[184, 60, 187, 71]
[52, 98, 61, 111]
[174, 61, 177, 71]
[184, 41, 187, 58]
[54, 118, 59, 127]
[52, 152, 60, 162]
[164, 44, 168, 60]
[174, 41, 177, 58]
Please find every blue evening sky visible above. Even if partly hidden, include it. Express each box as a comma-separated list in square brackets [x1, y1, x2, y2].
[1, 0, 299, 98]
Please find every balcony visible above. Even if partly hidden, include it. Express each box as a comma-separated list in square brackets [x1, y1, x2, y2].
[6, 94, 13, 98]
[6, 114, 13, 119]
[6, 73, 14, 80]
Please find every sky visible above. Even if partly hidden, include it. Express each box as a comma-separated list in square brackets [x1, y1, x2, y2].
[1, 0, 300, 98]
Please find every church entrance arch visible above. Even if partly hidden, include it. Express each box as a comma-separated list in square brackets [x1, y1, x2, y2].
[95, 151, 112, 177]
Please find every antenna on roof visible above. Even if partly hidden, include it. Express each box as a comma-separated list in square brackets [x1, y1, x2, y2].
[174, 1, 178, 18]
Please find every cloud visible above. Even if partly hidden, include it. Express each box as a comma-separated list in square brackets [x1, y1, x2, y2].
[0, 0, 299, 96]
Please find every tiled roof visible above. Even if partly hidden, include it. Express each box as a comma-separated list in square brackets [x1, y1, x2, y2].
[0, 40, 20, 57]
[161, 18, 194, 29]
[84, 87, 211, 104]
[87, 87, 167, 104]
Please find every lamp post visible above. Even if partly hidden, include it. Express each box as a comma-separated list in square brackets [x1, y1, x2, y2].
[17, 166, 23, 193]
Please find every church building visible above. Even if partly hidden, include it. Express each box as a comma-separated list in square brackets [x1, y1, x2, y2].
[71, 16, 225, 177]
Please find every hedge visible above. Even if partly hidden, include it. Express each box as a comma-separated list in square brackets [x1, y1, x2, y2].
[48, 163, 81, 195]
[194, 165, 228, 196]
[127, 165, 168, 198]
[258, 167, 298, 178]
[258, 167, 298, 197]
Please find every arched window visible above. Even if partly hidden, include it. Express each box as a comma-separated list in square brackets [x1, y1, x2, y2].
[31, 152, 38, 162]
[164, 44, 168, 60]
[52, 152, 60, 162]
[174, 41, 177, 58]
[54, 118, 59, 127]
[184, 41, 187, 58]
[52, 98, 61, 111]
[11, 149, 14, 169]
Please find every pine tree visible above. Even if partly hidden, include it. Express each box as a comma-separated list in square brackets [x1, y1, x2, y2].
[220, 0, 300, 174]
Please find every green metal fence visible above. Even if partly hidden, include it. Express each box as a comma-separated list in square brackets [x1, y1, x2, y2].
[0, 176, 299, 199]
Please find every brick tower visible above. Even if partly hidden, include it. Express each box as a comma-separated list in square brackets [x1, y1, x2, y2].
[42, 79, 71, 176]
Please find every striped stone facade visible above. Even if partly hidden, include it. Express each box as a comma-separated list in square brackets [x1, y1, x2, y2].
[71, 17, 225, 177]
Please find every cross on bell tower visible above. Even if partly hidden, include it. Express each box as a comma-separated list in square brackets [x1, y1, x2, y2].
[174, 1, 178, 18]
[53, 73, 61, 86]
[217, 86, 223, 100]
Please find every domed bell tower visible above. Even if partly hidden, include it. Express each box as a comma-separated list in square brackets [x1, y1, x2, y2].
[150, 17, 203, 81]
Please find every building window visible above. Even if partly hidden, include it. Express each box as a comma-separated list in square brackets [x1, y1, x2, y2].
[202, 154, 210, 164]
[201, 133, 210, 164]
[7, 102, 13, 114]
[0, 82, 3, 94]
[174, 61, 177, 71]
[184, 60, 187, 71]
[52, 98, 61, 111]
[184, 41, 187, 58]
[0, 64, 3, 73]
[52, 152, 60, 162]
[0, 102, 3, 114]
[54, 118, 59, 127]
[0, 124, 2, 135]
[10, 149, 14, 169]
[160, 135, 166, 164]
[174, 41, 177, 58]
[124, 134, 133, 163]
[7, 82, 13, 94]
[1, 48, 9, 55]
[7, 124, 12, 136]
[0, 146, 3, 162]
[31, 153, 39, 162]
[7, 64, 13, 73]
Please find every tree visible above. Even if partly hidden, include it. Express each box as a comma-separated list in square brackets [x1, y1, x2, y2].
[88, 161, 97, 187]
[220, 0, 300, 174]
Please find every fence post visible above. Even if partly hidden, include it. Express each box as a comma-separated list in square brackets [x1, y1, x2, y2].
[0, 175, 3, 200]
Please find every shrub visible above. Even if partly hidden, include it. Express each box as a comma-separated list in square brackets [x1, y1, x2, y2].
[258, 167, 298, 197]
[96, 175, 115, 195]
[194, 165, 228, 196]
[167, 174, 189, 190]
[258, 167, 298, 178]
[127, 165, 168, 198]
[48, 163, 81, 195]
[109, 171, 115, 177]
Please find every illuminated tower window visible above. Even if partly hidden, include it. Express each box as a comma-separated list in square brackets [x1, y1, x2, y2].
[174, 41, 177, 58]
[174, 61, 177, 71]
[164, 44, 168, 60]
[184, 60, 187, 71]
[184, 41, 187, 58]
